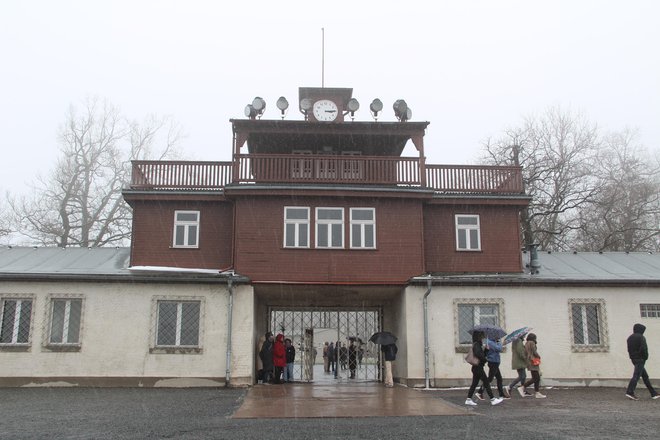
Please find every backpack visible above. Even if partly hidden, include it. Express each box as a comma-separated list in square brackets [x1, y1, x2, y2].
[465, 346, 480, 366]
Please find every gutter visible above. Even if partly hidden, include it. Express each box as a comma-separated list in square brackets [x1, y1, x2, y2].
[225, 277, 235, 387]
[422, 277, 433, 389]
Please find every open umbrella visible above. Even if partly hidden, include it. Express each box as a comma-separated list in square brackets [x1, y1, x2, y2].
[503, 326, 532, 345]
[468, 324, 507, 341]
[369, 331, 397, 345]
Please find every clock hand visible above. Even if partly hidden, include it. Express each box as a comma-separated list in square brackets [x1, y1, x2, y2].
[325, 110, 337, 113]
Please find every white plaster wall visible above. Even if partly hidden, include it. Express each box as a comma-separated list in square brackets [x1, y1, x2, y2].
[404, 285, 660, 385]
[0, 281, 254, 384]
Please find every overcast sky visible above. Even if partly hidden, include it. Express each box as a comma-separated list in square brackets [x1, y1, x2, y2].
[1, 0, 658, 195]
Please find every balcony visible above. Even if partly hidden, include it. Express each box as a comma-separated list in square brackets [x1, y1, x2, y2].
[129, 156, 523, 194]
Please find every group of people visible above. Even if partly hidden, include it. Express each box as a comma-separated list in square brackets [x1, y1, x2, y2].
[258, 332, 296, 384]
[325, 339, 359, 379]
[466, 330, 545, 406]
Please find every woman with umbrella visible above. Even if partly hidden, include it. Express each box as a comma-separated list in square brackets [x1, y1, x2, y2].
[465, 331, 504, 406]
[371, 331, 398, 388]
[521, 333, 546, 398]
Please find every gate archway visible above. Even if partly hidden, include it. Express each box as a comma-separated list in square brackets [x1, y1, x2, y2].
[268, 307, 382, 383]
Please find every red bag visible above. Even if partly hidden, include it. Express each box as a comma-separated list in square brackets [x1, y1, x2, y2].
[531, 357, 541, 366]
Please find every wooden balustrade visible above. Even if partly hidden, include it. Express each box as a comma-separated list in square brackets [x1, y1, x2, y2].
[130, 158, 523, 194]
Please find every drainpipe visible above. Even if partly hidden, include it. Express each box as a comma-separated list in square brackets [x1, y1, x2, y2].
[225, 277, 234, 387]
[423, 277, 433, 389]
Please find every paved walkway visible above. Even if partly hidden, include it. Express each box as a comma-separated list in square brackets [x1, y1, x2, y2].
[233, 383, 469, 418]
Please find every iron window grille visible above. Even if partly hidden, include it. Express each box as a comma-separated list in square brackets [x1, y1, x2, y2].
[173, 210, 200, 248]
[569, 299, 609, 352]
[48, 298, 83, 345]
[350, 208, 376, 249]
[155, 300, 201, 348]
[316, 207, 344, 248]
[453, 298, 504, 351]
[0, 298, 32, 346]
[455, 214, 481, 251]
[284, 207, 310, 248]
[640, 304, 660, 318]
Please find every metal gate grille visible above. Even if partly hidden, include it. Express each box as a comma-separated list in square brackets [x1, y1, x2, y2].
[269, 308, 381, 382]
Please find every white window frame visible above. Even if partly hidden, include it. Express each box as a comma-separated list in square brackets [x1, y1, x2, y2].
[568, 298, 609, 352]
[455, 214, 481, 251]
[284, 207, 310, 248]
[172, 210, 200, 249]
[640, 304, 660, 318]
[0, 297, 34, 347]
[315, 207, 344, 249]
[46, 296, 84, 347]
[453, 298, 504, 350]
[350, 208, 376, 249]
[152, 297, 204, 353]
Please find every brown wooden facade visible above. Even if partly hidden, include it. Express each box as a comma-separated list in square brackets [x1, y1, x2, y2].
[123, 87, 530, 282]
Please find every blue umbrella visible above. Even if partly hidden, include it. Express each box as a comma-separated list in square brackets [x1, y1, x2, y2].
[468, 324, 507, 341]
[503, 326, 532, 345]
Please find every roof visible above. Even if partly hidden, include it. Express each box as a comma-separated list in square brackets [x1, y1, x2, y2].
[417, 251, 660, 286]
[0, 247, 243, 283]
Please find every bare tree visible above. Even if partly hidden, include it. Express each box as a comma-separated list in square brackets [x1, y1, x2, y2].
[483, 106, 601, 251]
[572, 129, 660, 252]
[7, 97, 182, 247]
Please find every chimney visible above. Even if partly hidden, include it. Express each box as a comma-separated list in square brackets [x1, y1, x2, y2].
[527, 243, 541, 274]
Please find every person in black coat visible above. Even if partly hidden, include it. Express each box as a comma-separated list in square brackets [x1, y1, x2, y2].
[259, 331, 274, 384]
[625, 323, 659, 400]
[465, 331, 503, 406]
[382, 343, 398, 387]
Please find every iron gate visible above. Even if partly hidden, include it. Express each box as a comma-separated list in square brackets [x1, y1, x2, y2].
[268, 308, 382, 382]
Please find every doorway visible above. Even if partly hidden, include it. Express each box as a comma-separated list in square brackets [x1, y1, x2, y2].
[268, 307, 382, 383]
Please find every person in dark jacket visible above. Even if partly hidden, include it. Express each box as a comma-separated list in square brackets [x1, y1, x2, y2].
[625, 323, 659, 400]
[283, 338, 296, 383]
[465, 331, 503, 406]
[259, 331, 274, 384]
[348, 339, 358, 379]
[382, 343, 398, 387]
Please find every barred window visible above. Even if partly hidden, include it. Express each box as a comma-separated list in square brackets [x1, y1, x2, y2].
[569, 299, 608, 352]
[350, 208, 376, 249]
[156, 301, 200, 347]
[640, 304, 660, 318]
[0, 298, 32, 345]
[316, 207, 344, 248]
[284, 207, 310, 248]
[173, 211, 200, 248]
[49, 298, 82, 345]
[456, 302, 501, 345]
[455, 214, 481, 251]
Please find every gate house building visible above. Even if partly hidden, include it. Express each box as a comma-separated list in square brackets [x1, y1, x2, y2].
[1, 87, 659, 388]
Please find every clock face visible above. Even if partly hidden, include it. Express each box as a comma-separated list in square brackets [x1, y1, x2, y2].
[312, 99, 339, 122]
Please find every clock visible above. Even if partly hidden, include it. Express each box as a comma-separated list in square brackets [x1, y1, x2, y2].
[312, 99, 339, 122]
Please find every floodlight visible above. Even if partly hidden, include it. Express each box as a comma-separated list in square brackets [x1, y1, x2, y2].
[369, 98, 383, 121]
[276, 96, 289, 119]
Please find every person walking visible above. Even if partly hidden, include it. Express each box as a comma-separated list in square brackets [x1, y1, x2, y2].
[259, 331, 274, 384]
[465, 331, 504, 406]
[477, 337, 510, 399]
[508, 334, 532, 397]
[323, 342, 330, 373]
[520, 333, 546, 398]
[328, 342, 336, 373]
[283, 338, 296, 383]
[272, 333, 286, 384]
[382, 343, 398, 387]
[348, 339, 358, 379]
[625, 323, 659, 400]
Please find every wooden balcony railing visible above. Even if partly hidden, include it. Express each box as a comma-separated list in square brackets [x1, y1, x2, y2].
[130, 157, 523, 194]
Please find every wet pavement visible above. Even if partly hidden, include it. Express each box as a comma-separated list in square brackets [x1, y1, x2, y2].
[0, 385, 659, 439]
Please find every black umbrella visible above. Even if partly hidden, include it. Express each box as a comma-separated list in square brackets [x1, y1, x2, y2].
[369, 331, 397, 345]
[468, 324, 507, 340]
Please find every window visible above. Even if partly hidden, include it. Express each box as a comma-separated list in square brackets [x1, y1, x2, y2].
[640, 304, 660, 318]
[0, 298, 32, 345]
[455, 214, 481, 251]
[569, 299, 609, 352]
[316, 208, 344, 248]
[455, 300, 503, 346]
[284, 207, 310, 248]
[48, 298, 82, 345]
[156, 300, 201, 347]
[173, 211, 200, 248]
[350, 208, 376, 249]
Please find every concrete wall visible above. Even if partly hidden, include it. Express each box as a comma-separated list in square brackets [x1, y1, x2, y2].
[401, 284, 660, 388]
[0, 280, 254, 387]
